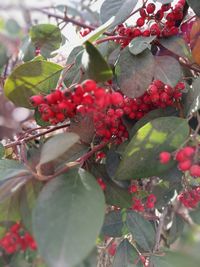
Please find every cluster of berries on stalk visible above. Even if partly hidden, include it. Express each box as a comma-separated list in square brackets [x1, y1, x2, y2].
[178, 187, 200, 208]
[159, 146, 200, 178]
[116, 0, 186, 47]
[30, 79, 185, 143]
[129, 184, 156, 212]
[0, 222, 37, 254]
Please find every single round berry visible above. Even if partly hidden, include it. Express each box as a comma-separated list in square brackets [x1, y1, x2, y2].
[137, 17, 145, 27]
[190, 165, 200, 178]
[159, 152, 171, 164]
[146, 3, 156, 14]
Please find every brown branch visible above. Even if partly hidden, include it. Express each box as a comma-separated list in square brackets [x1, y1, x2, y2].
[4, 122, 70, 149]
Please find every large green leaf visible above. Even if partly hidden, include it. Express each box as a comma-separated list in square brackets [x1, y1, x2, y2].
[126, 211, 155, 252]
[82, 41, 113, 82]
[115, 117, 190, 180]
[32, 168, 105, 267]
[187, 0, 200, 17]
[100, 0, 137, 28]
[153, 56, 182, 87]
[38, 132, 80, 166]
[30, 24, 62, 58]
[0, 144, 4, 159]
[4, 60, 63, 108]
[115, 48, 154, 98]
[113, 239, 142, 267]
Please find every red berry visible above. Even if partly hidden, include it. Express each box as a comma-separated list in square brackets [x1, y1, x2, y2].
[111, 92, 124, 106]
[146, 3, 156, 14]
[137, 17, 145, 27]
[178, 160, 192, 171]
[159, 152, 171, 164]
[140, 8, 147, 18]
[190, 165, 200, 178]
[30, 95, 44, 106]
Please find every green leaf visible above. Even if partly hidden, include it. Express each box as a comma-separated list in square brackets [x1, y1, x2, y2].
[82, 41, 113, 82]
[38, 132, 80, 166]
[129, 36, 156, 56]
[167, 214, 184, 245]
[64, 46, 84, 87]
[113, 239, 141, 267]
[20, 37, 35, 62]
[0, 44, 9, 68]
[75, 249, 97, 267]
[32, 168, 105, 267]
[19, 180, 42, 232]
[0, 159, 29, 180]
[154, 56, 182, 87]
[187, 0, 200, 17]
[0, 144, 5, 159]
[101, 211, 124, 237]
[106, 150, 120, 178]
[130, 107, 178, 138]
[183, 77, 200, 116]
[4, 60, 63, 108]
[150, 252, 199, 267]
[10, 253, 31, 267]
[100, 0, 137, 28]
[159, 36, 191, 59]
[190, 205, 200, 224]
[30, 24, 62, 58]
[115, 48, 154, 98]
[126, 211, 155, 252]
[115, 117, 190, 180]
[5, 19, 21, 36]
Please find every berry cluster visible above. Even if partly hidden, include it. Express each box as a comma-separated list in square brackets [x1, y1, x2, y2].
[178, 187, 200, 208]
[30, 80, 128, 143]
[31, 79, 184, 143]
[0, 223, 37, 254]
[160, 146, 200, 178]
[129, 184, 156, 212]
[116, 0, 186, 47]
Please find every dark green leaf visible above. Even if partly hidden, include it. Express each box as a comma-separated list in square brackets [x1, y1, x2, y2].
[101, 211, 123, 237]
[167, 214, 184, 245]
[21, 37, 37, 62]
[30, 24, 62, 58]
[19, 180, 42, 232]
[126, 211, 155, 252]
[64, 46, 84, 87]
[38, 132, 80, 167]
[190, 205, 200, 224]
[159, 36, 191, 59]
[34, 109, 50, 126]
[115, 117, 190, 180]
[100, 0, 137, 28]
[129, 36, 156, 55]
[32, 168, 105, 267]
[4, 61, 63, 108]
[106, 150, 120, 178]
[82, 41, 113, 82]
[0, 144, 5, 159]
[0, 44, 9, 68]
[115, 48, 154, 98]
[113, 239, 141, 267]
[75, 249, 97, 267]
[154, 56, 182, 87]
[187, 0, 200, 17]
[183, 77, 200, 116]
[151, 252, 199, 267]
